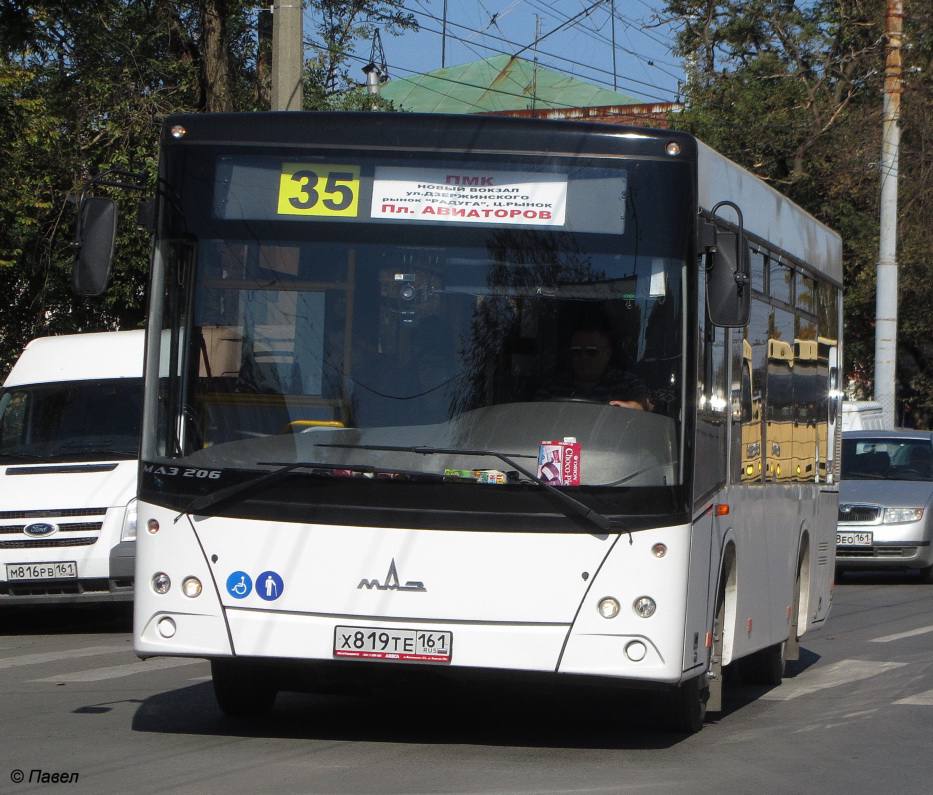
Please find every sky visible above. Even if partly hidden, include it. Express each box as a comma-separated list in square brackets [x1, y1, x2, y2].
[304, 1, 686, 105]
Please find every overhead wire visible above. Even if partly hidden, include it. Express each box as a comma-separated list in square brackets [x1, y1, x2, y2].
[414, 18, 675, 102]
[304, 37, 591, 110]
[398, 4, 678, 100]
[523, 0, 683, 77]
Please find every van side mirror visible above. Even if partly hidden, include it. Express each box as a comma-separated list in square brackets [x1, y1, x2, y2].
[704, 201, 750, 328]
[73, 197, 117, 297]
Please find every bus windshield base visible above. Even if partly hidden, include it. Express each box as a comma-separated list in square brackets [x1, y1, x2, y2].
[182, 460, 446, 517]
[315, 442, 614, 532]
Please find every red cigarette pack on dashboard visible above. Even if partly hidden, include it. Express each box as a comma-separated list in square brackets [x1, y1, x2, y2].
[536, 437, 581, 486]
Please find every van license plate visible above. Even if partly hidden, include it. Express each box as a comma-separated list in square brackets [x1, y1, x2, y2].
[334, 625, 452, 664]
[6, 561, 78, 581]
[836, 531, 873, 547]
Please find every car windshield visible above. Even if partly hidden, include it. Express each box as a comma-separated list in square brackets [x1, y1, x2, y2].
[0, 379, 143, 462]
[841, 437, 933, 481]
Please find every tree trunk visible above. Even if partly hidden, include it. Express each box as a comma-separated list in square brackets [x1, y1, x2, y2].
[201, 0, 231, 112]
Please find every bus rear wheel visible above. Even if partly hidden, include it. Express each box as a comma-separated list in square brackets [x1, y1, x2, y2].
[665, 674, 708, 734]
[742, 641, 786, 686]
[211, 658, 278, 718]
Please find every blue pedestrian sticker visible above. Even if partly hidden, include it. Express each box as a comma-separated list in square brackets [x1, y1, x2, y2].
[257, 571, 284, 601]
[226, 571, 252, 599]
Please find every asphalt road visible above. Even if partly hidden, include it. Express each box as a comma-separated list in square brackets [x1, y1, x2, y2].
[1, 571, 932, 794]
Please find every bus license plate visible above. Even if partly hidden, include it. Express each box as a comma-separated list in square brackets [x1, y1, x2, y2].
[836, 531, 873, 547]
[6, 561, 78, 581]
[334, 625, 453, 664]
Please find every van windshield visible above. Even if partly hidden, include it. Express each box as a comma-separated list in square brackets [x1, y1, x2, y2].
[0, 379, 143, 463]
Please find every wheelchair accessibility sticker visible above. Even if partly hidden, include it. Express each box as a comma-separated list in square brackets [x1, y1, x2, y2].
[226, 571, 252, 599]
[257, 571, 284, 601]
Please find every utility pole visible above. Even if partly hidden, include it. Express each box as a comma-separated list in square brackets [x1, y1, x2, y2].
[874, 0, 903, 426]
[271, 0, 303, 111]
[610, 0, 617, 91]
[531, 15, 541, 111]
[441, 0, 448, 68]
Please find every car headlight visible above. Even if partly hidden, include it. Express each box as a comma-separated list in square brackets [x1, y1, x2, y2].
[120, 499, 138, 542]
[883, 507, 924, 524]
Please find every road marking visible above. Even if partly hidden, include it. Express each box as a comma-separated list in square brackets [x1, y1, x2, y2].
[895, 689, 933, 706]
[870, 625, 933, 643]
[0, 645, 128, 671]
[31, 657, 202, 683]
[760, 659, 906, 701]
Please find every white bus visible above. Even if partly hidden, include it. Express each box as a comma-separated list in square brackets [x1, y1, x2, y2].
[74, 113, 843, 732]
[0, 331, 143, 603]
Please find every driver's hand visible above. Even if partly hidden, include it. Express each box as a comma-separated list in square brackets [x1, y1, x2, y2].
[609, 400, 645, 410]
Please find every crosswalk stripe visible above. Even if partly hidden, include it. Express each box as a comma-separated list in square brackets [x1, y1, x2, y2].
[0, 645, 128, 671]
[870, 625, 933, 643]
[760, 659, 906, 701]
[31, 656, 203, 683]
[895, 689, 933, 706]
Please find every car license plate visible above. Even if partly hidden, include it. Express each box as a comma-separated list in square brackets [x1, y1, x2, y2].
[836, 531, 873, 547]
[6, 561, 78, 581]
[333, 625, 453, 664]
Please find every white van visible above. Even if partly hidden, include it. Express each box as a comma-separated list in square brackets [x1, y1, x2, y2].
[841, 400, 885, 432]
[0, 331, 143, 604]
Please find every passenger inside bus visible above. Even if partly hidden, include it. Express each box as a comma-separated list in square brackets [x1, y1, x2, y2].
[536, 315, 649, 410]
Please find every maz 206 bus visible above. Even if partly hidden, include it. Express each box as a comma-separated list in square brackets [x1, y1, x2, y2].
[74, 112, 843, 733]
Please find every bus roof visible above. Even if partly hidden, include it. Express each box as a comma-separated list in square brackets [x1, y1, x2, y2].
[161, 112, 842, 285]
[697, 141, 842, 285]
[4, 330, 144, 388]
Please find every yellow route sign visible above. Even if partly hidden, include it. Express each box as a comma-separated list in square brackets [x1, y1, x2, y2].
[277, 163, 360, 217]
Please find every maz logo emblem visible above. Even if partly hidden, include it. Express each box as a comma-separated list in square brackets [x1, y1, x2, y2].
[357, 558, 426, 592]
[23, 522, 57, 537]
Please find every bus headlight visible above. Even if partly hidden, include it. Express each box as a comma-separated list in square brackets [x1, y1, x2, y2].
[182, 577, 203, 598]
[597, 597, 621, 619]
[633, 596, 657, 618]
[884, 507, 924, 524]
[120, 499, 138, 542]
[152, 573, 171, 594]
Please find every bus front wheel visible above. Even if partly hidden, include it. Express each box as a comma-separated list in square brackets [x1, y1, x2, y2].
[665, 674, 708, 734]
[211, 658, 278, 718]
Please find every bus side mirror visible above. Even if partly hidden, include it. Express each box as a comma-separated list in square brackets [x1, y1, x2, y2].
[705, 202, 750, 328]
[73, 197, 117, 297]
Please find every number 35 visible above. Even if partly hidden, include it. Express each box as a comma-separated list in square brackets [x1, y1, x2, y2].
[277, 163, 360, 217]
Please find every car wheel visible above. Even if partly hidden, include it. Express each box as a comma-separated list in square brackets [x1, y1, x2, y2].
[211, 658, 278, 717]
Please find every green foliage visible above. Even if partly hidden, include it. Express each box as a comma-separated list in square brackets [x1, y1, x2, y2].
[0, 0, 412, 381]
[666, 0, 933, 424]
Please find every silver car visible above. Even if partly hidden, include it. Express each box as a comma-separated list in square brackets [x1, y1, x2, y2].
[837, 430, 933, 579]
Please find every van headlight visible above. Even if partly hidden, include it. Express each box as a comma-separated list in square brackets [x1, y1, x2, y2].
[883, 507, 924, 524]
[120, 499, 138, 542]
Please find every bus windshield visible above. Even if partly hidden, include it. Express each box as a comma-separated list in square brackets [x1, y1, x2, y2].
[149, 148, 689, 523]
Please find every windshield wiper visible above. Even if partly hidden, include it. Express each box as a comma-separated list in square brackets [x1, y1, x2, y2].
[315, 443, 615, 532]
[180, 461, 444, 518]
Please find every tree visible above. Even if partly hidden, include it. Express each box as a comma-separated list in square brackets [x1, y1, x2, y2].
[664, 0, 933, 424]
[0, 0, 414, 380]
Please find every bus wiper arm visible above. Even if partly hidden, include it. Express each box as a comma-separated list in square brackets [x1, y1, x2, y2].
[315, 443, 615, 532]
[180, 460, 443, 518]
